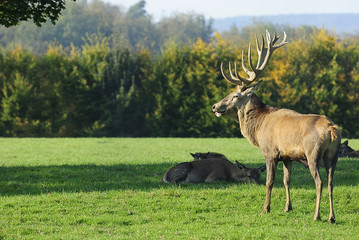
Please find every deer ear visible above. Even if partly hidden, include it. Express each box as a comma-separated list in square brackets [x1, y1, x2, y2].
[236, 161, 247, 169]
[343, 140, 348, 145]
[243, 80, 263, 96]
[258, 165, 266, 172]
[190, 153, 195, 157]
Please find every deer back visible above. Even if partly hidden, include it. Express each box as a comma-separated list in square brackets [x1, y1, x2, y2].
[254, 109, 340, 162]
[190, 152, 229, 161]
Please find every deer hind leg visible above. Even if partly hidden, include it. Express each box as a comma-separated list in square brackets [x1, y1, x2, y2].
[204, 171, 225, 183]
[324, 149, 338, 223]
[326, 166, 335, 223]
[308, 159, 323, 221]
[283, 159, 293, 212]
[262, 157, 278, 215]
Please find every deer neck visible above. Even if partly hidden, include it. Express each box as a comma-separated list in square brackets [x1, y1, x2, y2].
[237, 94, 273, 147]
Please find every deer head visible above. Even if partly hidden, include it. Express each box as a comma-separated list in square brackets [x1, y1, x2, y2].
[212, 30, 287, 119]
[235, 161, 266, 184]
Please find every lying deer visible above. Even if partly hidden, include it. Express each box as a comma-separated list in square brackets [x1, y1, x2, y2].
[339, 140, 359, 158]
[212, 30, 341, 223]
[162, 153, 266, 184]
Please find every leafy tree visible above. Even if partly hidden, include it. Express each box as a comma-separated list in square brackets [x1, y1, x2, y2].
[0, 25, 358, 138]
[158, 13, 213, 46]
[124, 0, 158, 52]
[0, 0, 124, 52]
[0, 0, 214, 54]
[62, 34, 110, 136]
[0, 48, 54, 136]
[100, 46, 145, 136]
[145, 36, 239, 137]
[0, 0, 76, 27]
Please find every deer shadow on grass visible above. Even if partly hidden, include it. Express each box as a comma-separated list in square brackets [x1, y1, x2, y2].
[0, 159, 358, 196]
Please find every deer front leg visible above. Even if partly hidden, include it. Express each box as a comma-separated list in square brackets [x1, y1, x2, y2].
[262, 157, 278, 214]
[283, 159, 293, 212]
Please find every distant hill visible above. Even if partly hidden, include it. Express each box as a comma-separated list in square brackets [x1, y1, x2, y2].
[213, 14, 359, 35]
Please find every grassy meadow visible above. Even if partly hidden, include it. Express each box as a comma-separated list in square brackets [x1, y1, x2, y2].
[0, 138, 359, 239]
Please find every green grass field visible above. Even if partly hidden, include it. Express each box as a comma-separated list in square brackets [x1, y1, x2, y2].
[0, 138, 359, 239]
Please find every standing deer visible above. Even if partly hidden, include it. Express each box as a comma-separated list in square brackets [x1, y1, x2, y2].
[212, 30, 341, 223]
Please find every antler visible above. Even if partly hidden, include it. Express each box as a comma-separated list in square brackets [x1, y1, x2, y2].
[221, 30, 288, 87]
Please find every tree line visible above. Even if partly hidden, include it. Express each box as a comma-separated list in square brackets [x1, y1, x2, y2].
[0, 0, 358, 138]
[0, 0, 213, 54]
[0, 28, 358, 138]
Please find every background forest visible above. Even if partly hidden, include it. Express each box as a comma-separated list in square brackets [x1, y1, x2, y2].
[0, 0, 358, 138]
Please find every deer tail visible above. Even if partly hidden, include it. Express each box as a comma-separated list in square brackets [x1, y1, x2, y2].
[329, 124, 340, 142]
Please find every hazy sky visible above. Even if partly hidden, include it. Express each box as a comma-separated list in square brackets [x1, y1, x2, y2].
[103, 0, 359, 19]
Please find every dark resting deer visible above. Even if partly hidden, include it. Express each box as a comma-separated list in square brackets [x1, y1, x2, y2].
[162, 152, 266, 184]
[212, 30, 341, 223]
[339, 140, 359, 158]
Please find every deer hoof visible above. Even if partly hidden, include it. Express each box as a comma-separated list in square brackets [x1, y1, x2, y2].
[284, 205, 293, 212]
[260, 209, 270, 215]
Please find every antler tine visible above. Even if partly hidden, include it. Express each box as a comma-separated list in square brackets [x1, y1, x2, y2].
[234, 62, 243, 81]
[240, 50, 255, 85]
[255, 34, 260, 69]
[273, 31, 288, 49]
[220, 30, 288, 88]
[247, 42, 256, 75]
[255, 34, 260, 53]
[220, 62, 231, 84]
[220, 62, 243, 86]
[266, 30, 272, 48]
[230, 62, 250, 85]
[255, 33, 266, 70]
[234, 61, 253, 85]
[255, 31, 271, 72]
[229, 62, 239, 80]
[234, 62, 239, 78]
[272, 32, 280, 45]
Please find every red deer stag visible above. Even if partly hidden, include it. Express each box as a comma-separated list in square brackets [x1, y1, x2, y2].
[162, 153, 266, 184]
[212, 30, 341, 223]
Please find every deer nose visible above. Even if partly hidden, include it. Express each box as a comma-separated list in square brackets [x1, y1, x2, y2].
[212, 104, 216, 112]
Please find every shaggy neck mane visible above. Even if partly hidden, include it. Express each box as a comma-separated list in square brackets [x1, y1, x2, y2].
[238, 94, 277, 147]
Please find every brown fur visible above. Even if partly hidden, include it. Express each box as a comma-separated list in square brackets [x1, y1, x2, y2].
[213, 88, 341, 223]
[212, 31, 342, 222]
[190, 152, 229, 161]
[162, 157, 266, 184]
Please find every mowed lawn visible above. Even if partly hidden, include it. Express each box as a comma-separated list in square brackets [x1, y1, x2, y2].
[0, 138, 358, 239]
